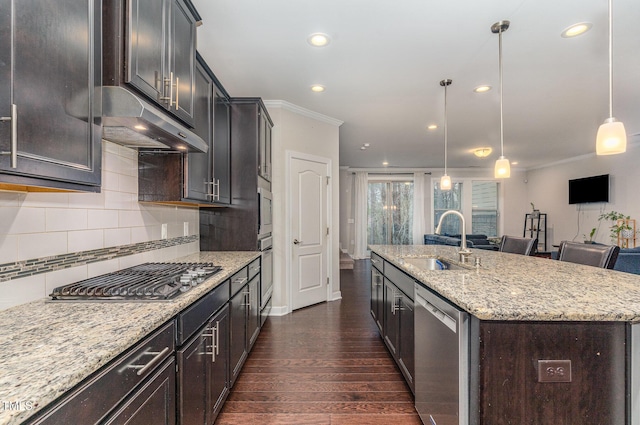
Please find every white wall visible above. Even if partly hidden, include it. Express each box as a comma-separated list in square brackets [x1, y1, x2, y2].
[526, 143, 640, 246]
[0, 141, 200, 310]
[265, 101, 342, 315]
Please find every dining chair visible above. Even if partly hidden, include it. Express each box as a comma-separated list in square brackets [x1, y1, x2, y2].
[556, 241, 620, 269]
[499, 235, 538, 256]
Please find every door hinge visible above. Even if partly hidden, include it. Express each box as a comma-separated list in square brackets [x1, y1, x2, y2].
[326, 227, 330, 236]
[326, 176, 330, 185]
[327, 277, 329, 285]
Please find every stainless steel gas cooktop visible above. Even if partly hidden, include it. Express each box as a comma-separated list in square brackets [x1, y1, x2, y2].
[49, 262, 222, 302]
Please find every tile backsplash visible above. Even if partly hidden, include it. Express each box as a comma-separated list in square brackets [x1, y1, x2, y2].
[0, 141, 200, 310]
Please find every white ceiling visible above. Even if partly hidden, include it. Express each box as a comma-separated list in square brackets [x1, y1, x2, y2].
[192, 0, 640, 170]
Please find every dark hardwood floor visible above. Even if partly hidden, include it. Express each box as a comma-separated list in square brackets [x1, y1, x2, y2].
[215, 259, 421, 425]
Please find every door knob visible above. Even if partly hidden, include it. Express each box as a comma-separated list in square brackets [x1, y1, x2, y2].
[293, 239, 302, 245]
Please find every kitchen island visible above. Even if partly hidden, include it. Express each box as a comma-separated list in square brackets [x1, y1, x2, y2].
[0, 251, 259, 425]
[370, 244, 640, 425]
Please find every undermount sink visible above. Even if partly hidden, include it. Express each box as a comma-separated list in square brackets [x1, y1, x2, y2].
[402, 257, 469, 271]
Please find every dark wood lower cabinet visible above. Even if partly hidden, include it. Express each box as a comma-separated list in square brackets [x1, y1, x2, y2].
[104, 358, 176, 425]
[230, 285, 249, 386]
[477, 320, 627, 424]
[178, 304, 229, 425]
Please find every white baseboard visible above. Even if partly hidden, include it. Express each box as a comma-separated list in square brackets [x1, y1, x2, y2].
[269, 305, 289, 316]
[330, 291, 342, 301]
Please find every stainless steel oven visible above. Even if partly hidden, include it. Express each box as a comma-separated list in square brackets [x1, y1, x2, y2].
[258, 187, 272, 239]
[259, 236, 273, 324]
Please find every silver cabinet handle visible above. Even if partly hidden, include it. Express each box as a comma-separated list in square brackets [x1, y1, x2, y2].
[214, 179, 220, 201]
[0, 104, 17, 168]
[169, 72, 175, 108]
[233, 277, 248, 286]
[293, 239, 302, 245]
[126, 347, 171, 376]
[174, 76, 179, 110]
[215, 320, 220, 356]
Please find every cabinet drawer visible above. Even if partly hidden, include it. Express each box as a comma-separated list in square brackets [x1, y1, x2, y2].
[248, 258, 261, 280]
[384, 262, 415, 301]
[176, 280, 229, 346]
[31, 321, 175, 424]
[230, 267, 249, 297]
[371, 252, 383, 271]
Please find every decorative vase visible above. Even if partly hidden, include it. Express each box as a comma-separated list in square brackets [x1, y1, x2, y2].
[621, 229, 634, 239]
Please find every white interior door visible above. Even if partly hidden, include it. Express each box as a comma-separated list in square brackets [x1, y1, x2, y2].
[290, 155, 328, 310]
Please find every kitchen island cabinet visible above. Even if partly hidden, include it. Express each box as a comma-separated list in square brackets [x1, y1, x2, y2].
[370, 245, 640, 425]
[0, 0, 102, 192]
[0, 251, 259, 425]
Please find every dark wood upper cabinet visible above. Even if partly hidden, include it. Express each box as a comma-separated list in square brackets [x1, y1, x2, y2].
[138, 53, 231, 207]
[185, 55, 231, 205]
[104, 0, 198, 127]
[0, 0, 102, 192]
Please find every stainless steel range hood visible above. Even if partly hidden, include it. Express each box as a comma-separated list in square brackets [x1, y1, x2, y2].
[101, 86, 208, 153]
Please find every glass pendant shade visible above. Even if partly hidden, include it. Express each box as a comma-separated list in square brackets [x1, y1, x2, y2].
[596, 118, 627, 155]
[596, 0, 626, 156]
[494, 156, 510, 178]
[440, 174, 452, 191]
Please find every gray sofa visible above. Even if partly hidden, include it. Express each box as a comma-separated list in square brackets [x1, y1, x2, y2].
[424, 234, 497, 250]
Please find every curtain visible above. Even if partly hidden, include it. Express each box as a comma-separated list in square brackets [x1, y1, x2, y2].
[353, 172, 369, 259]
[412, 172, 426, 245]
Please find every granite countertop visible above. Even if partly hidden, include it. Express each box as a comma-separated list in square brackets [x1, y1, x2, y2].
[0, 251, 259, 425]
[370, 244, 640, 322]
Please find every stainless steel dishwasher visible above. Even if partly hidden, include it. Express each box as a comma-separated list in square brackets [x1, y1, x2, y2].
[415, 283, 470, 425]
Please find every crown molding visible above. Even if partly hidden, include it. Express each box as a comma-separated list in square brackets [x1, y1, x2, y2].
[263, 100, 344, 127]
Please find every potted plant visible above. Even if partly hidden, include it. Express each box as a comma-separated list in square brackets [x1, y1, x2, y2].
[530, 202, 539, 219]
[583, 227, 597, 244]
[598, 211, 635, 247]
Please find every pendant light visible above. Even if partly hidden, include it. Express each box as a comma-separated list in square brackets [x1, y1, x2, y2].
[440, 79, 453, 191]
[596, 0, 626, 155]
[492, 21, 510, 178]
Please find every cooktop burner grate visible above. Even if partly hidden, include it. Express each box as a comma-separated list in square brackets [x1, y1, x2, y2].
[49, 262, 222, 302]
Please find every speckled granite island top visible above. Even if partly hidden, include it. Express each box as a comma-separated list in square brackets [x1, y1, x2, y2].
[370, 244, 640, 322]
[0, 251, 259, 425]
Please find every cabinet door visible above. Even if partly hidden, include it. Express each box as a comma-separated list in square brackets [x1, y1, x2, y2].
[398, 295, 415, 391]
[1, 0, 101, 189]
[213, 87, 231, 204]
[177, 328, 208, 425]
[371, 267, 383, 332]
[383, 279, 399, 357]
[168, 0, 196, 125]
[229, 286, 248, 385]
[247, 274, 261, 349]
[258, 109, 271, 181]
[185, 58, 213, 202]
[104, 358, 176, 425]
[208, 305, 230, 424]
[127, 0, 168, 103]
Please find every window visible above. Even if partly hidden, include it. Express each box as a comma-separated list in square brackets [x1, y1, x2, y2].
[472, 181, 498, 237]
[433, 179, 500, 237]
[433, 181, 463, 235]
[368, 180, 414, 245]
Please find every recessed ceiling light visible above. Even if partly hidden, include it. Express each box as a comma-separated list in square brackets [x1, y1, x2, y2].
[427, 124, 438, 130]
[561, 22, 592, 38]
[311, 84, 325, 92]
[474, 85, 492, 93]
[473, 147, 493, 158]
[382, 161, 389, 166]
[364, 143, 370, 147]
[308, 33, 330, 47]
[360, 146, 366, 150]
[511, 161, 519, 165]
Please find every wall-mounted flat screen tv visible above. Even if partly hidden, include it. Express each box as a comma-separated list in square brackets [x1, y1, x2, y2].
[568, 174, 609, 204]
